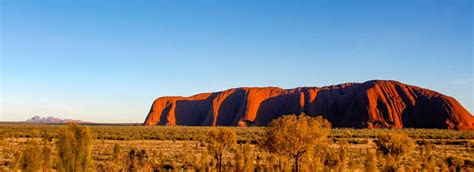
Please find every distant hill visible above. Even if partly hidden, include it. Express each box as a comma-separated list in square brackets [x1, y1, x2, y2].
[25, 116, 88, 124]
[144, 80, 473, 130]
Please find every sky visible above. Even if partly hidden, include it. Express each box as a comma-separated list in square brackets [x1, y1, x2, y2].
[0, 0, 472, 123]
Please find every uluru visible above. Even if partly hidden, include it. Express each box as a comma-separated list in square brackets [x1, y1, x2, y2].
[144, 80, 474, 130]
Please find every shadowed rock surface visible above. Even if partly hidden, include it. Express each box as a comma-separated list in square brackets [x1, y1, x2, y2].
[144, 80, 474, 130]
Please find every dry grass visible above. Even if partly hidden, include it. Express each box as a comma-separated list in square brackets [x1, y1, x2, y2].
[0, 124, 473, 171]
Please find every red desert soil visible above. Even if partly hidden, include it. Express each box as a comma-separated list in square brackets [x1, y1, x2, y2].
[144, 80, 473, 130]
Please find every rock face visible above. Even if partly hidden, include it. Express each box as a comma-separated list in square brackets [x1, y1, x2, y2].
[144, 80, 474, 130]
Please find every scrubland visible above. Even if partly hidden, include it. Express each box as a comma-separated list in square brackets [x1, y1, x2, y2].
[0, 116, 473, 171]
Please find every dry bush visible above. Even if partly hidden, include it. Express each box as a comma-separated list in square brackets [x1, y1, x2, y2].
[365, 148, 377, 172]
[238, 141, 255, 171]
[320, 147, 346, 171]
[11, 150, 22, 171]
[19, 140, 42, 172]
[233, 144, 245, 171]
[193, 149, 210, 171]
[41, 141, 52, 172]
[445, 155, 465, 171]
[376, 131, 415, 170]
[126, 148, 138, 171]
[382, 155, 398, 172]
[56, 123, 93, 172]
[262, 114, 331, 172]
[376, 131, 415, 158]
[232, 141, 256, 171]
[179, 142, 194, 169]
[418, 140, 438, 171]
[112, 143, 121, 160]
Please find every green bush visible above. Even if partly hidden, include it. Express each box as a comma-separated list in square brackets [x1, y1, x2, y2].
[56, 123, 93, 172]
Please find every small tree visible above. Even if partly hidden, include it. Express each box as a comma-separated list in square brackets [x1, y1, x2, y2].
[56, 123, 93, 172]
[206, 127, 237, 172]
[262, 114, 331, 172]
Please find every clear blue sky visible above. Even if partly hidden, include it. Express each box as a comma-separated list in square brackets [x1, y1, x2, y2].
[1, 0, 472, 123]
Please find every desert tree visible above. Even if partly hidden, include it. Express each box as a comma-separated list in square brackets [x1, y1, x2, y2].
[56, 123, 93, 172]
[205, 127, 237, 172]
[262, 114, 331, 172]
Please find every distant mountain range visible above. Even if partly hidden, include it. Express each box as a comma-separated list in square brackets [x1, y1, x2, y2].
[25, 116, 88, 124]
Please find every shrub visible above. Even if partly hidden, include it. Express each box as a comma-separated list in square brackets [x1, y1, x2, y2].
[376, 131, 415, 170]
[233, 145, 245, 171]
[41, 131, 52, 172]
[127, 148, 137, 171]
[242, 142, 255, 171]
[323, 148, 342, 170]
[136, 149, 151, 171]
[108, 143, 123, 171]
[20, 140, 42, 172]
[445, 155, 465, 171]
[179, 143, 194, 169]
[262, 114, 331, 172]
[41, 142, 52, 172]
[112, 143, 121, 163]
[365, 148, 377, 172]
[56, 123, 93, 172]
[193, 149, 210, 171]
[376, 131, 415, 158]
[11, 150, 22, 171]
